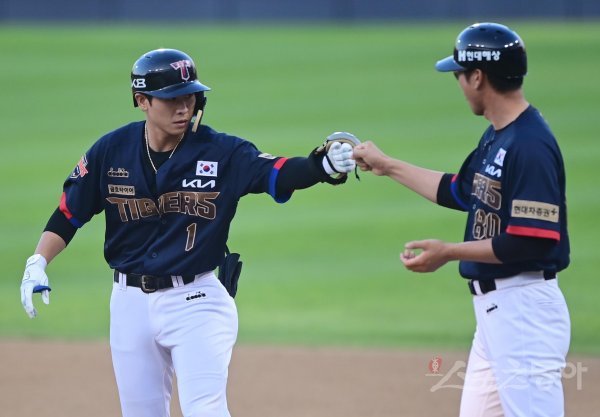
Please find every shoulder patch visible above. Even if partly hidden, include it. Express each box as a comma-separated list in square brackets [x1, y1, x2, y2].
[511, 199, 559, 223]
[70, 155, 89, 179]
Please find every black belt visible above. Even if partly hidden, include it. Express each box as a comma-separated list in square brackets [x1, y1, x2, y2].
[468, 270, 556, 296]
[113, 270, 196, 294]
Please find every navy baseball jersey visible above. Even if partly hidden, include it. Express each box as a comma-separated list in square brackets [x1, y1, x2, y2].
[447, 106, 569, 279]
[60, 122, 292, 275]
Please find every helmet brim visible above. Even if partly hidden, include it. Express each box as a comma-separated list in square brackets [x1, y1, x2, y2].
[147, 80, 211, 99]
[435, 56, 467, 72]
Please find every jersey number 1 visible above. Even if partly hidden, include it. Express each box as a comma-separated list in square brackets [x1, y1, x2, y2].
[185, 223, 197, 252]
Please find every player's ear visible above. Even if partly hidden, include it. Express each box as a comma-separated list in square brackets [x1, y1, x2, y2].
[135, 93, 150, 110]
[472, 69, 484, 89]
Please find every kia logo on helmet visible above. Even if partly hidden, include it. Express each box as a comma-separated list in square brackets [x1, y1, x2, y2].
[170, 60, 193, 81]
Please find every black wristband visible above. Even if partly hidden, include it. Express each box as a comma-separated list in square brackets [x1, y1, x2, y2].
[44, 207, 77, 245]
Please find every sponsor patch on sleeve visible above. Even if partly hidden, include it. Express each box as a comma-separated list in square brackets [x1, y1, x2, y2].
[511, 199, 559, 223]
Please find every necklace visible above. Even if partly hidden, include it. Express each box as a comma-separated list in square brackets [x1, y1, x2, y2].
[145, 124, 185, 174]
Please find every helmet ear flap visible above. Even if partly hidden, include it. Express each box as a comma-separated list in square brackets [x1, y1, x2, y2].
[194, 92, 207, 113]
[192, 93, 207, 133]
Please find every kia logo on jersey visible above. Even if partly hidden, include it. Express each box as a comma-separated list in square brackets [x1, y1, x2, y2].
[170, 60, 192, 81]
[196, 161, 218, 177]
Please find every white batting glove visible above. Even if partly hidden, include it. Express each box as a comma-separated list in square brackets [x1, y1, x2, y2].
[21, 254, 50, 319]
[323, 142, 356, 175]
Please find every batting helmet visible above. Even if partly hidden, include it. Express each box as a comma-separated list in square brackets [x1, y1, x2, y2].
[435, 23, 527, 79]
[131, 48, 211, 108]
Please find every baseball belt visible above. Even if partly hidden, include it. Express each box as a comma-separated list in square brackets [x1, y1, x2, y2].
[113, 270, 196, 294]
[468, 270, 556, 296]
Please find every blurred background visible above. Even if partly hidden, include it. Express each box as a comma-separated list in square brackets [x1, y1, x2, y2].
[1, 0, 600, 21]
[1, 1, 598, 355]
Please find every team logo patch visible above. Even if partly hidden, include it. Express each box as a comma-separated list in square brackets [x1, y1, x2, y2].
[494, 148, 507, 167]
[170, 60, 192, 81]
[70, 155, 89, 179]
[196, 161, 218, 177]
[107, 167, 129, 178]
[108, 184, 135, 196]
[511, 199, 559, 223]
[258, 152, 277, 160]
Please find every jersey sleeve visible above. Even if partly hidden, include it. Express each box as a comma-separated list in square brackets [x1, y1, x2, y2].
[503, 141, 563, 241]
[231, 140, 292, 203]
[443, 149, 477, 211]
[59, 143, 105, 227]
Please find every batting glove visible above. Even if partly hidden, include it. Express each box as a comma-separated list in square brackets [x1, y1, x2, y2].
[323, 142, 356, 175]
[21, 254, 50, 319]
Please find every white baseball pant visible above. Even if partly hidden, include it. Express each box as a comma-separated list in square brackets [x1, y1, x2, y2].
[110, 271, 238, 417]
[459, 272, 571, 417]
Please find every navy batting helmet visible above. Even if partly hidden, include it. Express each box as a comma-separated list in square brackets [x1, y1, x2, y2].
[435, 23, 527, 79]
[131, 48, 211, 108]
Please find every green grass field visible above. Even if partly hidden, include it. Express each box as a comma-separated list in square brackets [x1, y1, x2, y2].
[1, 22, 599, 354]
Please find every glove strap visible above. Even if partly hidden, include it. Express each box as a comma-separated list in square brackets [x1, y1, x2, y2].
[308, 147, 347, 185]
[323, 153, 342, 175]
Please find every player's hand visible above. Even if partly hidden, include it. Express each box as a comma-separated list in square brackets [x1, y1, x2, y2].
[352, 141, 391, 176]
[323, 142, 356, 174]
[21, 254, 51, 318]
[400, 239, 450, 273]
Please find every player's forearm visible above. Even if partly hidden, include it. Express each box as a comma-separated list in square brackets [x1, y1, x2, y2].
[275, 151, 353, 195]
[383, 158, 445, 203]
[444, 239, 501, 264]
[276, 157, 322, 192]
[33, 231, 67, 264]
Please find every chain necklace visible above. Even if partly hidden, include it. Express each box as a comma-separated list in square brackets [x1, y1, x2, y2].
[144, 123, 185, 174]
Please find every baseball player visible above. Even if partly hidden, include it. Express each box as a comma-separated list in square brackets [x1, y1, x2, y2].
[353, 23, 570, 417]
[20, 48, 358, 417]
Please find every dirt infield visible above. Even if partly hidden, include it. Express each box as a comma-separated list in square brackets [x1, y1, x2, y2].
[1, 340, 598, 416]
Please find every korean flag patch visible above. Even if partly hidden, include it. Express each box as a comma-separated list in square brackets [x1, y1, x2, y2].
[196, 161, 218, 177]
[494, 148, 507, 167]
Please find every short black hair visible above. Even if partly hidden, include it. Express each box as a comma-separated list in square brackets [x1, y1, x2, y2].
[486, 72, 524, 92]
[460, 69, 523, 93]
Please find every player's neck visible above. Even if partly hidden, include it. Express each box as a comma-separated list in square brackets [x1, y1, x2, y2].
[484, 90, 529, 131]
[145, 123, 184, 152]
